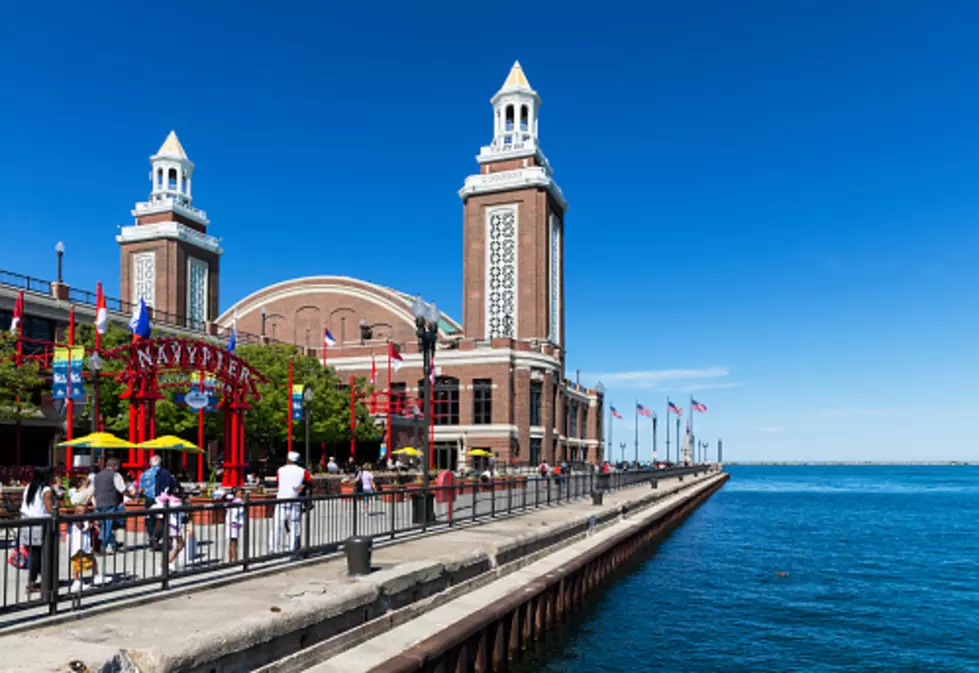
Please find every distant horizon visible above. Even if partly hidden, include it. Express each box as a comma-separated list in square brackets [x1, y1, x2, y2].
[725, 461, 978, 466]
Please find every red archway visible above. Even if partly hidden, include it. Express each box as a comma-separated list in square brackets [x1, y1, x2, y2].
[102, 338, 267, 486]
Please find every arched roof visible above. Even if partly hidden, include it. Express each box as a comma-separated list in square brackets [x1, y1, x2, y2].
[217, 275, 461, 339]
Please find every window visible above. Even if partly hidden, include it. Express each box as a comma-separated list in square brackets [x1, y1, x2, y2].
[530, 438, 541, 466]
[473, 379, 492, 425]
[569, 403, 578, 438]
[530, 380, 542, 426]
[580, 406, 588, 439]
[168, 168, 178, 190]
[390, 382, 406, 415]
[520, 105, 528, 132]
[420, 376, 459, 425]
[505, 105, 514, 131]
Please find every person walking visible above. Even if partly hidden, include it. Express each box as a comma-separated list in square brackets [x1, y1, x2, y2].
[271, 451, 306, 554]
[94, 458, 127, 554]
[359, 463, 375, 514]
[19, 467, 56, 593]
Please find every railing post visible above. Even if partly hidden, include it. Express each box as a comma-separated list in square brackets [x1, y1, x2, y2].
[352, 493, 359, 537]
[161, 502, 171, 590]
[491, 481, 496, 518]
[547, 475, 552, 506]
[390, 488, 397, 539]
[507, 477, 513, 515]
[535, 477, 540, 508]
[302, 493, 312, 558]
[422, 484, 429, 533]
[242, 493, 251, 572]
[43, 514, 59, 615]
[472, 481, 478, 522]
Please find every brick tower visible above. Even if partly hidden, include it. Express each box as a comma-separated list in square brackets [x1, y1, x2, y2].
[117, 132, 222, 328]
[459, 62, 567, 349]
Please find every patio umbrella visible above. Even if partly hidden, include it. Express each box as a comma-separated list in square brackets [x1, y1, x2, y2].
[56, 432, 136, 450]
[137, 435, 204, 454]
[467, 449, 493, 458]
[393, 447, 423, 457]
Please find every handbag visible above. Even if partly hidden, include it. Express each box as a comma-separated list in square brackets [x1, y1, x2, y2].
[7, 544, 28, 570]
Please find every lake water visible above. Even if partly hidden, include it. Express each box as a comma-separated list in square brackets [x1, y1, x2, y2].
[516, 466, 979, 672]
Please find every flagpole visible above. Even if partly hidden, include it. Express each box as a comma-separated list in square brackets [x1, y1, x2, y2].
[608, 406, 612, 465]
[665, 398, 671, 464]
[633, 400, 638, 465]
[651, 413, 657, 463]
[14, 290, 23, 466]
[287, 356, 294, 457]
[677, 416, 682, 463]
[66, 304, 75, 471]
[386, 342, 392, 461]
[689, 395, 695, 460]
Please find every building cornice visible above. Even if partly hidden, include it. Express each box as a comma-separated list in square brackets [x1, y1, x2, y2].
[116, 222, 223, 255]
[133, 199, 209, 226]
[459, 166, 567, 212]
[327, 347, 562, 372]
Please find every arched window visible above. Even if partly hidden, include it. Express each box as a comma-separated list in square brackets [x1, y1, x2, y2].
[505, 105, 514, 132]
[168, 168, 178, 191]
[520, 105, 528, 132]
[157, 169, 163, 188]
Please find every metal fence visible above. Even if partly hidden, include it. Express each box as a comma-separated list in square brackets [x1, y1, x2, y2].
[0, 466, 707, 619]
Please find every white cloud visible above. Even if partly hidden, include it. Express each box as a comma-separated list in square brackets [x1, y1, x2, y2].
[585, 367, 737, 392]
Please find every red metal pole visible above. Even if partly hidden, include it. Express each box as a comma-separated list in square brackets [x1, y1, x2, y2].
[226, 406, 237, 487]
[93, 282, 101, 449]
[14, 290, 23, 466]
[386, 346, 392, 460]
[127, 380, 136, 467]
[65, 306, 75, 473]
[196, 367, 204, 480]
[349, 374, 356, 462]
[238, 407, 246, 486]
[287, 357, 294, 456]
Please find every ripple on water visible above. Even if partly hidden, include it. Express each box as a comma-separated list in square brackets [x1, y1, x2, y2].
[513, 466, 979, 673]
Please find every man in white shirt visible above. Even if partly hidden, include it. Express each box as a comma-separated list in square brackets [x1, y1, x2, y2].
[271, 452, 306, 554]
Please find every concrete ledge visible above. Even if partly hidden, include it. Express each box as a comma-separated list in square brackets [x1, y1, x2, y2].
[0, 471, 721, 673]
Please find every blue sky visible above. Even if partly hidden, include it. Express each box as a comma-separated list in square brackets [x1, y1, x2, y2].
[2, 2, 977, 461]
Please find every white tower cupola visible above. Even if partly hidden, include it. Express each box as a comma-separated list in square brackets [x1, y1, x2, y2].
[150, 130, 195, 207]
[477, 62, 548, 166]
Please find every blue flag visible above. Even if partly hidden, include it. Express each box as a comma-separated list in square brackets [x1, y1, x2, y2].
[128, 297, 151, 339]
[227, 313, 238, 352]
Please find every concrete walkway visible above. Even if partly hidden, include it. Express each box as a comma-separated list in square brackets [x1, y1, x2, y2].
[0, 471, 718, 673]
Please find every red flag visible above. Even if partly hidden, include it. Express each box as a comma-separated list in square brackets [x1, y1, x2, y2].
[94, 283, 108, 335]
[388, 342, 403, 372]
[9, 291, 23, 334]
[370, 355, 377, 386]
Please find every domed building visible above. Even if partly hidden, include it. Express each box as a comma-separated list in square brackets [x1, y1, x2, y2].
[215, 62, 605, 470]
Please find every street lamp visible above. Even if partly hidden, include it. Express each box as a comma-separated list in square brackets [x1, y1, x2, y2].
[260, 306, 267, 337]
[55, 241, 65, 283]
[618, 441, 626, 464]
[86, 351, 103, 464]
[411, 295, 439, 489]
[303, 387, 313, 469]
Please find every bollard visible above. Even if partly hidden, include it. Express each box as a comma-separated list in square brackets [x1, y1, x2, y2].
[345, 536, 373, 575]
[592, 491, 604, 506]
[650, 479, 658, 490]
[587, 515, 597, 537]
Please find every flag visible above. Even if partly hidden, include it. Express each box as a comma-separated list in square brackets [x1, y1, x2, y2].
[692, 399, 707, 413]
[227, 312, 238, 352]
[610, 406, 623, 419]
[668, 401, 683, 416]
[128, 297, 151, 340]
[388, 342, 403, 372]
[323, 328, 336, 348]
[370, 356, 377, 386]
[9, 292, 23, 334]
[94, 284, 108, 335]
[636, 403, 652, 418]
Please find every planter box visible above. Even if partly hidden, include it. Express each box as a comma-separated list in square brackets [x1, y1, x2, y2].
[340, 482, 356, 496]
[457, 479, 475, 495]
[189, 497, 226, 526]
[124, 501, 147, 533]
[381, 491, 404, 504]
[247, 494, 275, 519]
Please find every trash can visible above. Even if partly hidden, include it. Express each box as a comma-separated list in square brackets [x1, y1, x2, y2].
[592, 491, 604, 506]
[650, 479, 658, 490]
[411, 492, 436, 524]
[345, 536, 373, 575]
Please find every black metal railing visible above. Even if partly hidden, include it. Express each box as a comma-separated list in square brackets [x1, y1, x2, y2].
[0, 466, 711, 620]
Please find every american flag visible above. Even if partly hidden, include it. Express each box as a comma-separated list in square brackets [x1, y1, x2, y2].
[668, 401, 683, 416]
[610, 406, 623, 419]
[691, 399, 707, 413]
[636, 403, 652, 418]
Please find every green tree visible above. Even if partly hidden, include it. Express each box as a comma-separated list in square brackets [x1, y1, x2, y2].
[0, 333, 43, 423]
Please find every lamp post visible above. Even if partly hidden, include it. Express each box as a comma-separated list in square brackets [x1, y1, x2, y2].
[618, 441, 626, 464]
[303, 387, 313, 469]
[260, 306, 267, 337]
[411, 295, 439, 490]
[87, 352, 103, 464]
[55, 241, 64, 283]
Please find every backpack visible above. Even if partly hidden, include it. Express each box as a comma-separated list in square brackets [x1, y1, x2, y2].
[7, 544, 28, 570]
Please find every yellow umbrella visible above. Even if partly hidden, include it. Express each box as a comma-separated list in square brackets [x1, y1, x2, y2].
[393, 447, 423, 457]
[57, 432, 136, 450]
[137, 435, 204, 454]
[467, 449, 493, 458]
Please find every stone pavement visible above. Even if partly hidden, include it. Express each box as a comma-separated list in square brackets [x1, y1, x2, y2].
[0, 471, 717, 673]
